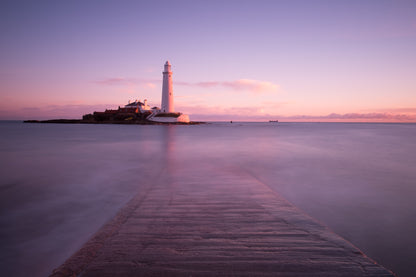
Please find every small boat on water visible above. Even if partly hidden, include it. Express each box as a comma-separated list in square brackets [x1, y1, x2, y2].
[269, 120, 279, 123]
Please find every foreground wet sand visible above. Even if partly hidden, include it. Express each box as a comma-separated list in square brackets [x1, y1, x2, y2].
[51, 163, 395, 276]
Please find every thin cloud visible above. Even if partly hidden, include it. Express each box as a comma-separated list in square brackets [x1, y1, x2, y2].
[196, 81, 220, 88]
[223, 79, 279, 93]
[94, 78, 158, 93]
[1, 104, 115, 120]
[94, 78, 135, 86]
[94, 78, 158, 87]
[369, 108, 416, 114]
[175, 81, 219, 88]
[176, 79, 279, 94]
[286, 112, 416, 122]
[95, 77, 278, 94]
[327, 112, 416, 121]
[145, 83, 156, 89]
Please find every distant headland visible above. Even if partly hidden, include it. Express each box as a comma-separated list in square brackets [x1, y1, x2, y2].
[25, 61, 203, 125]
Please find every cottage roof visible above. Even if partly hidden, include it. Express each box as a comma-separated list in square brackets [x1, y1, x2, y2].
[125, 101, 144, 107]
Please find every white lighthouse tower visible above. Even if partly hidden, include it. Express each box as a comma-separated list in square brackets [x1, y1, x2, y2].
[161, 61, 174, 113]
[147, 61, 190, 123]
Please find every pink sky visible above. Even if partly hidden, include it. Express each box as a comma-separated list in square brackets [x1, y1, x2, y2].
[1, 0, 415, 122]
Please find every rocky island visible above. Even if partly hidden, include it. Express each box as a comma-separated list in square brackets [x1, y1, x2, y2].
[25, 99, 202, 125]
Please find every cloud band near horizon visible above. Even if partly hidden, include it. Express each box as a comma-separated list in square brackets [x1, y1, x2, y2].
[175, 79, 279, 93]
[95, 77, 279, 94]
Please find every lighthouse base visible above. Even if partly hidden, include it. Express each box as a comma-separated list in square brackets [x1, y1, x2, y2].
[147, 112, 190, 123]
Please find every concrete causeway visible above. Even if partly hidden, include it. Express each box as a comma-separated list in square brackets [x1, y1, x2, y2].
[51, 162, 395, 276]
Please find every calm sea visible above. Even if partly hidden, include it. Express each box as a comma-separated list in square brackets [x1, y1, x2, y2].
[0, 121, 415, 276]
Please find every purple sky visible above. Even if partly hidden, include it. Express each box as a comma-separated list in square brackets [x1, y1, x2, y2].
[1, 0, 415, 121]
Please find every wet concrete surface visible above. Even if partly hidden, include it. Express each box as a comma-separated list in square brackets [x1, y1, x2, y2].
[50, 163, 395, 277]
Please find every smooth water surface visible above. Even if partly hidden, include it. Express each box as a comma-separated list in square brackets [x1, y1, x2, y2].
[0, 121, 415, 276]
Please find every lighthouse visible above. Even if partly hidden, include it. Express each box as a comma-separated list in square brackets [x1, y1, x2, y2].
[147, 61, 190, 123]
[161, 61, 174, 113]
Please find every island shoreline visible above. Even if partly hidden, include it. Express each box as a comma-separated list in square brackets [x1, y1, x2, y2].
[23, 119, 205, 125]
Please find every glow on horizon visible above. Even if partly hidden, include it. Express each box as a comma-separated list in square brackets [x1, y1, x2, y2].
[0, 0, 415, 122]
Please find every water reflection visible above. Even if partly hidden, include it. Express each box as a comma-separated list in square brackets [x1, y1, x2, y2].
[162, 125, 175, 175]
